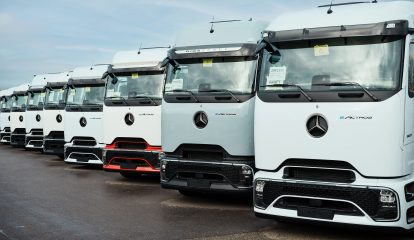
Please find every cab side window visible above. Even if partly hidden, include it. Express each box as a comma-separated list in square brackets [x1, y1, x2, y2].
[409, 43, 414, 97]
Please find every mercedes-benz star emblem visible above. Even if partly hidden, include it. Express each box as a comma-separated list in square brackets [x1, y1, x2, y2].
[56, 114, 62, 123]
[306, 114, 328, 138]
[36, 114, 41, 122]
[79, 117, 87, 127]
[124, 113, 135, 126]
[19, 115, 23, 122]
[194, 111, 208, 129]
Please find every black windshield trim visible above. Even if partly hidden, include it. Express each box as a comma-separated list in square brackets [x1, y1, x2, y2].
[266, 20, 409, 43]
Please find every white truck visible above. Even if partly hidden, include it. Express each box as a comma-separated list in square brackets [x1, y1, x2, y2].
[64, 64, 109, 165]
[25, 74, 47, 150]
[254, 1, 414, 230]
[160, 20, 267, 194]
[43, 72, 71, 158]
[102, 48, 166, 178]
[0, 88, 13, 143]
[10, 83, 30, 147]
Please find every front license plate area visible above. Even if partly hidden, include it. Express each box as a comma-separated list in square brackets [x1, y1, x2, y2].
[297, 207, 334, 220]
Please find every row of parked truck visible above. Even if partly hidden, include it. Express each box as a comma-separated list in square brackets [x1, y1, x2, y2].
[1, 0, 414, 231]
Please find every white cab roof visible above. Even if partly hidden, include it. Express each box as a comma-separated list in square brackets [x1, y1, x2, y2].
[45, 72, 72, 84]
[267, 1, 414, 32]
[70, 64, 110, 80]
[112, 49, 168, 70]
[30, 74, 48, 89]
[13, 83, 30, 93]
[175, 20, 268, 47]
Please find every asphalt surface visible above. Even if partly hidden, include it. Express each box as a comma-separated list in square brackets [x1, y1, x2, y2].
[0, 144, 412, 240]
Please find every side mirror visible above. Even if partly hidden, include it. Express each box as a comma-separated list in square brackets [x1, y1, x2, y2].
[101, 71, 109, 80]
[254, 41, 267, 55]
[268, 50, 282, 64]
[160, 57, 170, 68]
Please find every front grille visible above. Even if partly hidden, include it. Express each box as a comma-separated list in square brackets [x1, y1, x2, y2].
[278, 159, 355, 171]
[110, 158, 149, 169]
[105, 150, 159, 168]
[29, 129, 43, 136]
[3, 127, 10, 133]
[183, 150, 223, 161]
[12, 128, 25, 135]
[283, 167, 355, 183]
[65, 146, 102, 160]
[263, 181, 386, 218]
[72, 137, 96, 146]
[69, 153, 99, 162]
[165, 161, 242, 185]
[116, 142, 147, 150]
[275, 197, 364, 217]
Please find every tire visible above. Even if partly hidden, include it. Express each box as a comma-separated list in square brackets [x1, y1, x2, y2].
[120, 172, 142, 179]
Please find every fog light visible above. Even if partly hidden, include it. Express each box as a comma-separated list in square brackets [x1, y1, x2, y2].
[158, 152, 166, 161]
[380, 190, 396, 206]
[405, 182, 414, 202]
[241, 165, 252, 175]
[254, 180, 268, 209]
[373, 189, 398, 221]
[160, 160, 167, 180]
[256, 180, 265, 193]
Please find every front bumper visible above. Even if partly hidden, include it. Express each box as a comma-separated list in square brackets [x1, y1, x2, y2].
[254, 170, 414, 230]
[160, 158, 254, 193]
[25, 135, 44, 150]
[64, 143, 104, 165]
[103, 149, 161, 173]
[0, 129, 11, 144]
[10, 133, 26, 147]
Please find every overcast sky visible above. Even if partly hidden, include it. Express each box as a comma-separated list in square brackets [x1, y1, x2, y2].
[0, 0, 379, 89]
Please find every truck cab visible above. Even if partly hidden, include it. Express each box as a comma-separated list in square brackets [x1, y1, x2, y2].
[253, 1, 414, 230]
[0, 88, 13, 144]
[25, 74, 47, 150]
[64, 64, 109, 165]
[102, 49, 166, 178]
[43, 72, 71, 158]
[160, 20, 268, 194]
[10, 84, 29, 147]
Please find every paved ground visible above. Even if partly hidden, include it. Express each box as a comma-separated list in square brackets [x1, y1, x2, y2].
[0, 144, 412, 240]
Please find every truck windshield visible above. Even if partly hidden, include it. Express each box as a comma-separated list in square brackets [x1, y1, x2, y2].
[67, 85, 105, 106]
[27, 91, 45, 108]
[165, 56, 256, 94]
[46, 87, 67, 105]
[105, 72, 164, 99]
[0, 97, 11, 111]
[11, 95, 27, 109]
[259, 36, 403, 93]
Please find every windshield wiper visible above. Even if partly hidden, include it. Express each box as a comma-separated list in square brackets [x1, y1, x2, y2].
[199, 89, 241, 103]
[106, 96, 130, 106]
[165, 89, 199, 103]
[313, 82, 379, 101]
[260, 84, 313, 102]
[129, 96, 159, 105]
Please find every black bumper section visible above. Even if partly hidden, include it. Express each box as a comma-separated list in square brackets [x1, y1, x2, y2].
[11, 134, 26, 147]
[161, 159, 254, 193]
[104, 149, 160, 169]
[0, 132, 11, 143]
[25, 135, 44, 148]
[43, 139, 65, 155]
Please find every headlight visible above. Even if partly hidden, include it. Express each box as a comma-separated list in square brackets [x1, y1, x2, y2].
[158, 152, 166, 161]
